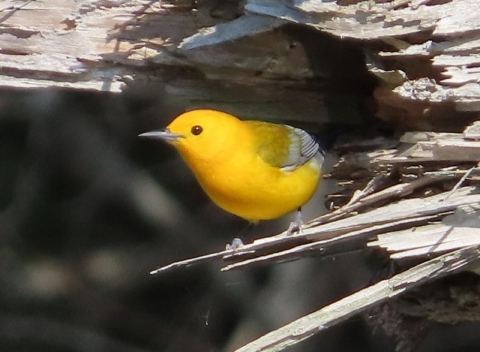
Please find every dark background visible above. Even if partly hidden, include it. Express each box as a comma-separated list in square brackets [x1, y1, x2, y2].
[1, 88, 476, 352]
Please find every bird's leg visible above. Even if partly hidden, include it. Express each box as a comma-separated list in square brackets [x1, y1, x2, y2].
[286, 207, 304, 235]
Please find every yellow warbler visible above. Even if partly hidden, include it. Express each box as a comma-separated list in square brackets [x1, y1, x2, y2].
[140, 109, 323, 224]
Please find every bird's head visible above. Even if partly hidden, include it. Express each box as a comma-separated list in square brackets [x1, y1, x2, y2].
[140, 109, 246, 166]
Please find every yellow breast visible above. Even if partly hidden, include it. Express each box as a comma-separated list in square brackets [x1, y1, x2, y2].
[197, 153, 321, 221]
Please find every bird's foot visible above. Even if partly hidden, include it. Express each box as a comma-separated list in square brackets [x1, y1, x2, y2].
[286, 220, 303, 235]
[226, 237, 244, 250]
[286, 209, 304, 235]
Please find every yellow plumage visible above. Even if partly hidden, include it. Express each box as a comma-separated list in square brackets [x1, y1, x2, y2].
[140, 109, 323, 222]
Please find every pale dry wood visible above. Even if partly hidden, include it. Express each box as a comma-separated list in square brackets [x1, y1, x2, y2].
[330, 127, 480, 210]
[367, 131, 480, 163]
[234, 245, 480, 352]
[244, 0, 480, 111]
[150, 248, 241, 275]
[307, 174, 453, 225]
[246, 0, 441, 39]
[2, 0, 360, 125]
[369, 204, 480, 259]
[221, 214, 437, 271]
[2, 0, 480, 128]
[442, 167, 476, 200]
[0, 0, 200, 92]
[178, 14, 284, 50]
[464, 121, 480, 140]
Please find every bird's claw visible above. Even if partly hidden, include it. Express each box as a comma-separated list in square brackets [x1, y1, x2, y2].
[286, 221, 303, 235]
[286, 209, 304, 235]
[226, 237, 244, 250]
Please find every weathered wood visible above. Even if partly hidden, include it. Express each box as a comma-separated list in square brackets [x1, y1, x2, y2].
[0, 0, 199, 91]
[235, 245, 480, 352]
[369, 204, 480, 259]
[2, 0, 480, 128]
[368, 131, 480, 163]
[0, 0, 370, 125]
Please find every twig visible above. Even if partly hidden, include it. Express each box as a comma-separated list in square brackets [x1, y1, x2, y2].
[308, 174, 451, 227]
[441, 166, 475, 202]
[344, 175, 385, 207]
[150, 248, 242, 275]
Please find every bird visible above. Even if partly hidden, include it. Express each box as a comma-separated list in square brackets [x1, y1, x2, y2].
[140, 109, 324, 232]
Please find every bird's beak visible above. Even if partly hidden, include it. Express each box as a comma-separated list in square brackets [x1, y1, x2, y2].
[138, 129, 183, 142]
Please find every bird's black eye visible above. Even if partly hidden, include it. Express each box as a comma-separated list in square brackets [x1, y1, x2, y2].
[191, 125, 203, 136]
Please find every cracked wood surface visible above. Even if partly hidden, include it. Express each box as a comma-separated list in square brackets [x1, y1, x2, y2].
[1, 0, 480, 129]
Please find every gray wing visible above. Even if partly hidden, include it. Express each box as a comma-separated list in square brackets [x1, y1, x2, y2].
[281, 126, 322, 171]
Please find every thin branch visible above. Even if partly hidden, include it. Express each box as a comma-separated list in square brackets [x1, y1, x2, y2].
[307, 173, 451, 227]
[150, 248, 253, 275]
[442, 166, 476, 202]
